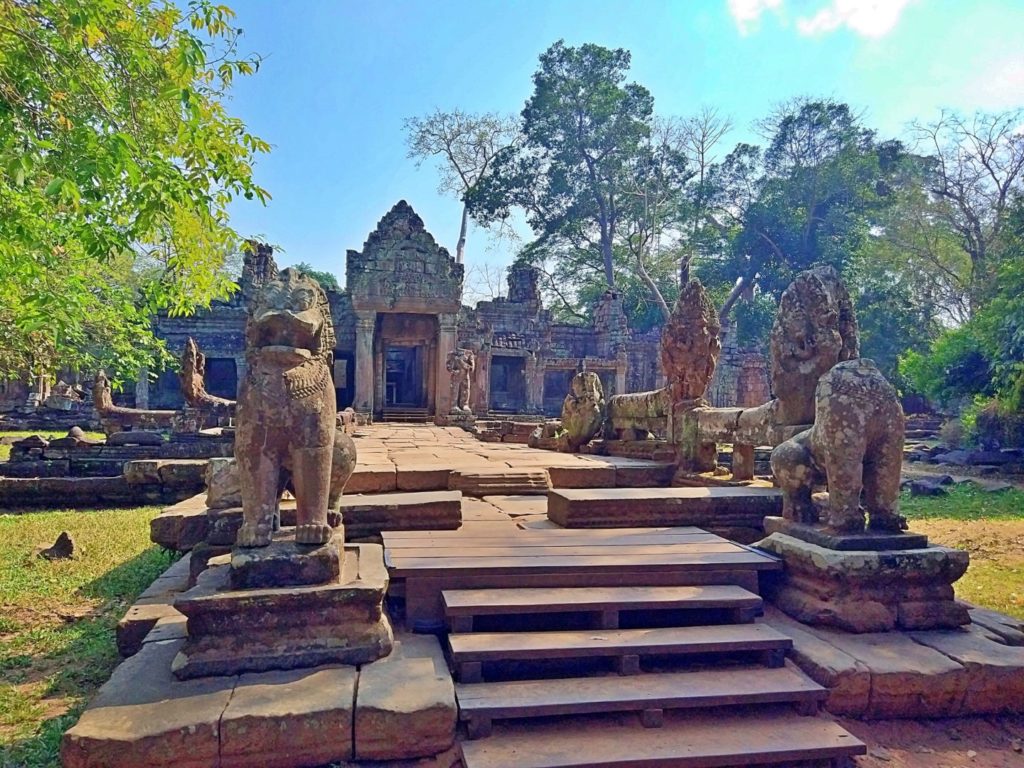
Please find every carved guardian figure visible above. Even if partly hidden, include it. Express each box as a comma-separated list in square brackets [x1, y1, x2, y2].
[235, 268, 351, 547]
[771, 358, 905, 534]
[561, 370, 605, 451]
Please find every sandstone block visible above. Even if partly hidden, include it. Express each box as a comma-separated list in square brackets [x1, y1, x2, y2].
[355, 634, 456, 761]
[205, 456, 240, 509]
[911, 624, 1024, 714]
[220, 666, 358, 768]
[347, 463, 398, 493]
[61, 639, 235, 768]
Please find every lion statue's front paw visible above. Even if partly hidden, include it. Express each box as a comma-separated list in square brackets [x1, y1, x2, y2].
[295, 523, 332, 545]
[236, 521, 273, 548]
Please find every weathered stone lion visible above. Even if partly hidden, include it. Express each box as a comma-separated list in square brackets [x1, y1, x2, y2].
[235, 268, 356, 548]
[770, 358, 905, 534]
[562, 371, 605, 451]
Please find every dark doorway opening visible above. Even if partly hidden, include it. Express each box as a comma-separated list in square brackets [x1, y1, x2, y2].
[490, 356, 527, 412]
[385, 346, 425, 407]
[543, 369, 575, 416]
[205, 358, 238, 400]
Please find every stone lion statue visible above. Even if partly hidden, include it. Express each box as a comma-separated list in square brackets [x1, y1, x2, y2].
[770, 358, 905, 534]
[562, 370, 605, 451]
[235, 268, 357, 548]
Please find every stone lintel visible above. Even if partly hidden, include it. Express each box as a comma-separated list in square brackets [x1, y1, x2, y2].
[763, 516, 929, 551]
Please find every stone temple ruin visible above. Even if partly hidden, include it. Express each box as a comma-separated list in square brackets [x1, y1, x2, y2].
[145, 200, 665, 422]
[56, 207, 1024, 767]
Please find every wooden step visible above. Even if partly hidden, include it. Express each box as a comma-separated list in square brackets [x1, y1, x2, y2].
[443, 585, 762, 632]
[459, 708, 866, 768]
[547, 487, 783, 530]
[456, 665, 826, 739]
[449, 624, 791, 682]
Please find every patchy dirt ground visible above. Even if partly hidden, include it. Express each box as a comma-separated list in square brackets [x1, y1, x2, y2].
[841, 714, 1024, 767]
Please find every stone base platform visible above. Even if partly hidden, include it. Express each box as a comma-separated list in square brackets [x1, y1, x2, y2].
[61, 633, 456, 768]
[172, 543, 393, 679]
[151, 491, 463, 550]
[340, 490, 463, 539]
[757, 532, 970, 633]
[764, 605, 1024, 718]
[764, 516, 929, 551]
[546, 486, 782, 541]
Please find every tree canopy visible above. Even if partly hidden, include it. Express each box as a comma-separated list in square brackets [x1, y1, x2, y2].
[0, 0, 268, 381]
[291, 262, 340, 292]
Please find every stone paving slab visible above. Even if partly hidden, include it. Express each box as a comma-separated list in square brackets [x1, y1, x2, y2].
[61, 639, 236, 768]
[340, 491, 463, 538]
[764, 605, 1024, 718]
[354, 634, 456, 761]
[220, 666, 357, 768]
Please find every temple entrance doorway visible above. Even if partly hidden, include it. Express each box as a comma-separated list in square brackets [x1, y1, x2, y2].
[374, 313, 439, 419]
[384, 345, 426, 407]
[489, 355, 526, 412]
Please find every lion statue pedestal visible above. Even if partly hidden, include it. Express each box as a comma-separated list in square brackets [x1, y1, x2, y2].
[172, 268, 392, 679]
[757, 359, 969, 633]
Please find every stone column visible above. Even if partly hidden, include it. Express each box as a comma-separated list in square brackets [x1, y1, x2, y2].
[525, 354, 544, 413]
[134, 366, 149, 410]
[473, 349, 490, 414]
[435, 314, 458, 419]
[353, 310, 376, 413]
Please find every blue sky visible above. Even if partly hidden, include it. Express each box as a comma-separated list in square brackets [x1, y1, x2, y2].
[224, 0, 1024, 293]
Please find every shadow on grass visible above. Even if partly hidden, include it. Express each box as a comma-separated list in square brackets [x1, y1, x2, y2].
[0, 548, 178, 768]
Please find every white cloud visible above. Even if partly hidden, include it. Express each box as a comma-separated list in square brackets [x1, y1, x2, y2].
[727, 0, 783, 35]
[796, 0, 915, 38]
[967, 56, 1024, 110]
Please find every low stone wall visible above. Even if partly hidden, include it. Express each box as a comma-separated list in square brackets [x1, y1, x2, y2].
[0, 459, 207, 510]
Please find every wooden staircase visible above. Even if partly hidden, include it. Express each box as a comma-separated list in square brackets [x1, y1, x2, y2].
[443, 583, 866, 767]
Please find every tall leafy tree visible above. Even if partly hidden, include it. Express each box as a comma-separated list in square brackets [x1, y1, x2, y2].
[467, 41, 655, 289]
[404, 109, 519, 263]
[700, 99, 901, 317]
[0, 0, 269, 380]
[908, 108, 1024, 312]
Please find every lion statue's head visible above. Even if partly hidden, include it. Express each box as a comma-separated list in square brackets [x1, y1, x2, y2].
[246, 268, 335, 364]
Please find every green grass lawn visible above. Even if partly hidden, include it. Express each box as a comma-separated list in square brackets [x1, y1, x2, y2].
[902, 484, 1024, 619]
[0, 507, 171, 768]
[0, 485, 1020, 767]
[0, 431, 106, 462]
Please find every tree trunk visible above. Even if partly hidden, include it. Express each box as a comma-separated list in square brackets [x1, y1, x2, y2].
[636, 254, 671, 323]
[601, 235, 615, 287]
[718, 275, 750, 324]
[456, 204, 469, 264]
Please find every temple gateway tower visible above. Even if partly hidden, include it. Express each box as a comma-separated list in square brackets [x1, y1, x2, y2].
[346, 201, 465, 420]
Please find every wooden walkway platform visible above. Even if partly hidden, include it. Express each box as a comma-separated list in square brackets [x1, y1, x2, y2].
[383, 526, 781, 627]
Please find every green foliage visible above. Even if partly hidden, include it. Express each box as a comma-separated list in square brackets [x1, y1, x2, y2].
[467, 41, 657, 290]
[733, 294, 776, 348]
[702, 99, 901, 300]
[0, 0, 269, 381]
[291, 261, 340, 292]
[899, 326, 993, 406]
